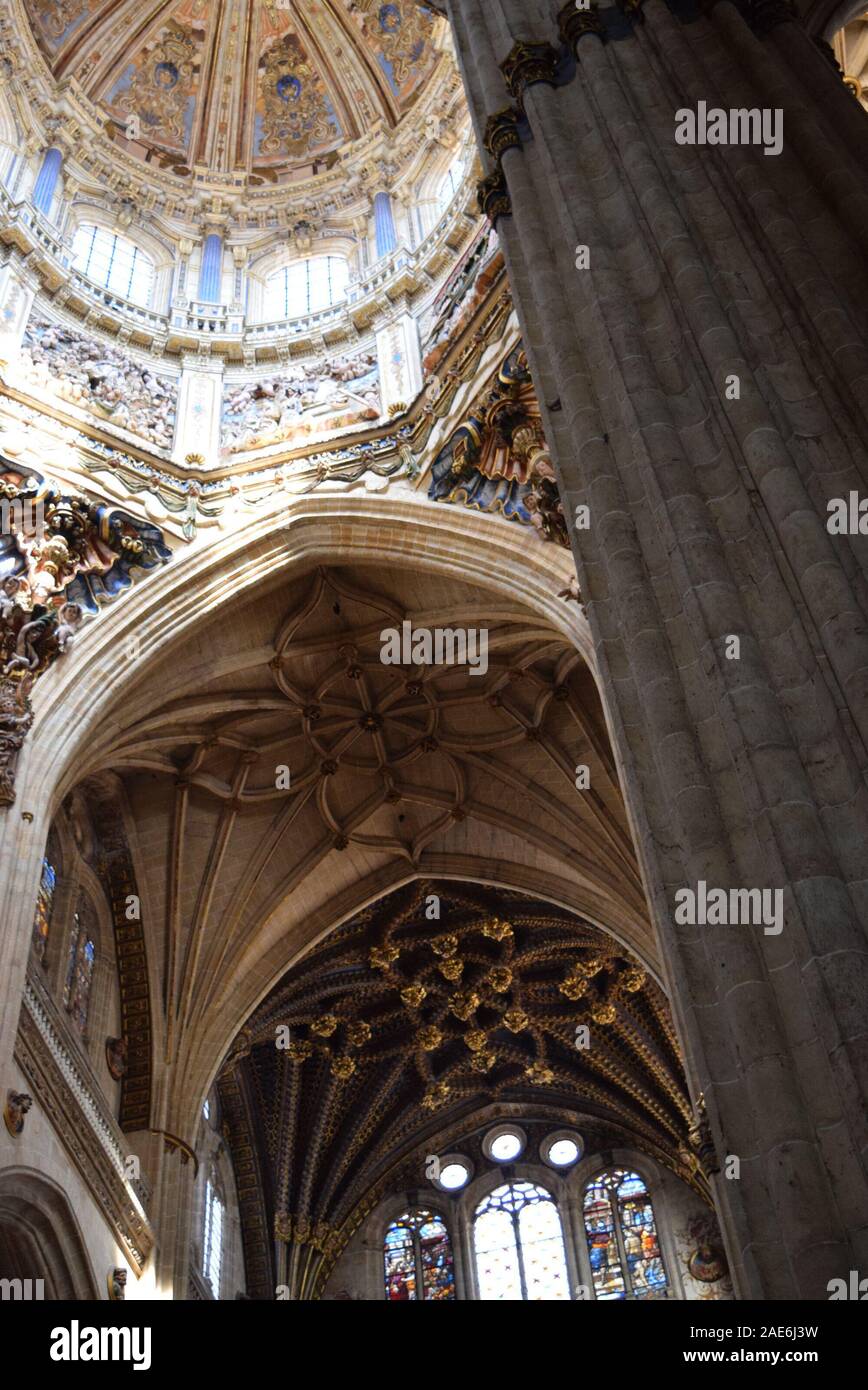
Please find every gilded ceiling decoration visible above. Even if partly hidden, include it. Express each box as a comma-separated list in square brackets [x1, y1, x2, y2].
[217, 880, 695, 1298]
[23, 0, 442, 176]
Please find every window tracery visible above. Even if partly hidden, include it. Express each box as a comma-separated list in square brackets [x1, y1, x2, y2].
[473, 1181, 569, 1301]
[203, 1175, 224, 1299]
[582, 1169, 668, 1300]
[384, 1209, 455, 1300]
[31, 837, 59, 964]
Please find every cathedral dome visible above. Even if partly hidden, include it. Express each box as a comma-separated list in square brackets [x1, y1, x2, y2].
[23, 0, 446, 183]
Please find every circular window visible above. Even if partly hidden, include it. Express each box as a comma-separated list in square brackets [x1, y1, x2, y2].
[483, 1124, 526, 1164]
[541, 1131, 583, 1169]
[430, 1154, 472, 1192]
[439, 1162, 470, 1191]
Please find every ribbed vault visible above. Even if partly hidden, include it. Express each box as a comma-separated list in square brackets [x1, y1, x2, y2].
[217, 880, 695, 1298]
[64, 558, 649, 1087]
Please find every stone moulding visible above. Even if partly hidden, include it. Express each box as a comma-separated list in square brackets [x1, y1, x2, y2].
[16, 979, 154, 1276]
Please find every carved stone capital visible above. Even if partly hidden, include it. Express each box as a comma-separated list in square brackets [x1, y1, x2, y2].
[500, 41, 559, 105]
[483, 107, 522, 165]
[558, 1, 604, 52]
[476, 169, 511, 227]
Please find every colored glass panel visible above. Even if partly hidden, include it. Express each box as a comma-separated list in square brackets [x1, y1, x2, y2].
[63, 899, 96, 1034]
[583, 1182, 625, 1299]
[583, 1170, 668, 1300]
[475, 1207, 521, 1301]
[31, 857, 57, 964]
[518, 1198, 570, 1300]
[384, 1209, 455, 1301]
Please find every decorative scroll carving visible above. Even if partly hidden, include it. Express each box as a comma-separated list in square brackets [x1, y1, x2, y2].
[500, 41, 560, 104]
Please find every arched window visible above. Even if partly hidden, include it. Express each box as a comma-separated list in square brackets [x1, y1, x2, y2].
[63, 896, 96, 1035]
[583, 1169, 668, 1300]
[203, 1176, 224, 1298]
[436, 156, 466, 211]
[71, 224, 155, 306]
[474, 1181, 569, 1301]
[266, 256, 348, 319]
[31, 853, 58, 965]
[384, 1209, 455, 1301]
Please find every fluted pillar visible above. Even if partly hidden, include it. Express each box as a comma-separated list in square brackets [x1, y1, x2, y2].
[443, 0, 868, 1299]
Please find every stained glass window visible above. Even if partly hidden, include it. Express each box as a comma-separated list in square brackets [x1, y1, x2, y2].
[474, 1182, 569, 1301]
[31, 856, 57, 964]
[384, 1210, 455, 1301]
[583, 1169, 668, 1300]
[63, 897, 96, 1035]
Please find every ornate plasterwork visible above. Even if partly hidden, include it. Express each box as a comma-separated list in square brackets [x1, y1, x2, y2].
[21, 316, 178, 453]
[104, 16, 202, 160]
[0, 455, 170, 805]
[218, 881, 694, 1298]
[256, 32, 341, 164]
[20, 0, 444, 182]
[221, 352, 380, 454]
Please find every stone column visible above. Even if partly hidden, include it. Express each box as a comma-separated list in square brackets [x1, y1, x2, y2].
[171, 237, 195, 315]
[442, 0, 868, 1299]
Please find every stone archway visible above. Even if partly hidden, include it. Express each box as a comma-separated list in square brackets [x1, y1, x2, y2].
[0, 1168, 99, 1300]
